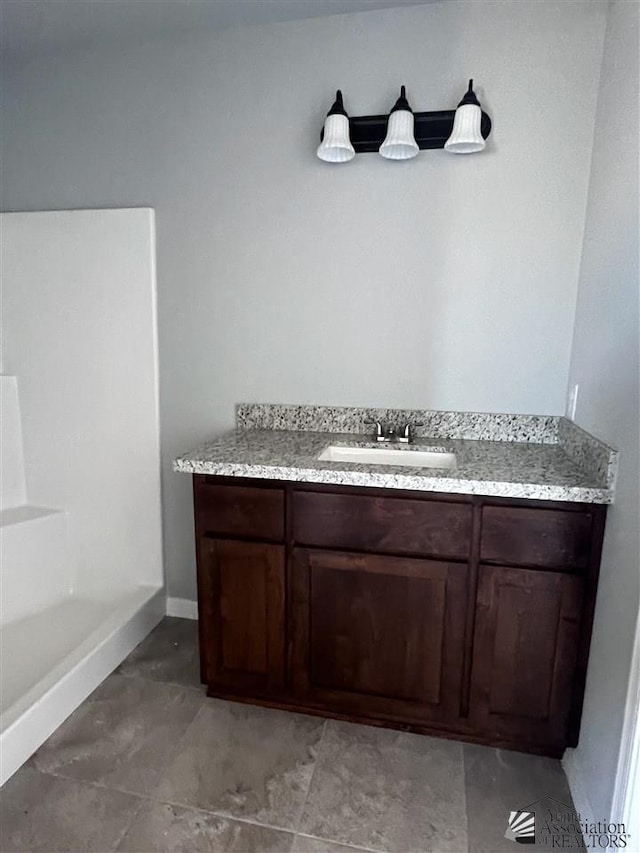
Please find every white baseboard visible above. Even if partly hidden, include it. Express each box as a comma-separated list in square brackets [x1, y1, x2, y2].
[166, 596, 198, 620]
[563, 748, 596, 837]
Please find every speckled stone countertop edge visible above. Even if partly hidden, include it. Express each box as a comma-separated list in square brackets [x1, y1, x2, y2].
[234, 402, 617, 489]
[557, 417, 618, 490]
[173, 457, 614, 505]
[174, 404, 618, 505]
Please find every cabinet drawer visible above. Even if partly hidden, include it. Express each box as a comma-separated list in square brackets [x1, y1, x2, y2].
[292, 490, 472, 559]
[480, 506, 592, 570]
[195, 481, 284, 542]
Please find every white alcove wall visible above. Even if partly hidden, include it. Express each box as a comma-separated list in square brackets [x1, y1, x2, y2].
[0, 208, 165, 785]
[1, 208, 164, 599]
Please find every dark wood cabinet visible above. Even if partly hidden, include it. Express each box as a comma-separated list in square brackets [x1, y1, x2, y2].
[290, 548, 467, 725]
[469, 565, 583, 748]
[197, 537, 285, 693]
[192, 475, 606, 757]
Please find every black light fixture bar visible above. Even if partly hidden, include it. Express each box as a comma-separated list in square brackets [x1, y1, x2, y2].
[345, 109, 492, 153]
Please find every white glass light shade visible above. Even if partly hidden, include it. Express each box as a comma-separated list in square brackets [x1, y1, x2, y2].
[379, 109, 419, 160]
[444, 103, 485, 154]
[316, 113, 355, 163]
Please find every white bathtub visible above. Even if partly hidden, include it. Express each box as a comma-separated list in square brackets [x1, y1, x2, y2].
[0, 447, 164, 785]
[0, 393, 164, 785]
[0, 584, 165, 785]
[0, 209, 165, 786]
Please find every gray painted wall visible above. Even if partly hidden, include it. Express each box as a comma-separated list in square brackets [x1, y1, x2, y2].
[565, 0, 640, 823]
[1, 2, 607, 600]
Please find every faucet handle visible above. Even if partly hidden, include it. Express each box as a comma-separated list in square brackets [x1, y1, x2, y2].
[364, 418, 383, 439]
[365, 418, 385, 441]
[400, 421, 423, 442]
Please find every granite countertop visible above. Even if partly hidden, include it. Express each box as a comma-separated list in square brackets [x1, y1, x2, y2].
[174, 404, 617, 504]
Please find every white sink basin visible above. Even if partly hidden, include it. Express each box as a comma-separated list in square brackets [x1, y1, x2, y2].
[317, 445, 456, 469]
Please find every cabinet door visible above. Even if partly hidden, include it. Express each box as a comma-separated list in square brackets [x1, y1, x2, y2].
[197, 538, 285, 693]
[469, 565, 583, 748]
[290, 548, 467, 725]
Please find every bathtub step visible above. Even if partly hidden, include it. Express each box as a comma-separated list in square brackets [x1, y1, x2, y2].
[0, 585, 165, 785]
[0, 505, 71, 625]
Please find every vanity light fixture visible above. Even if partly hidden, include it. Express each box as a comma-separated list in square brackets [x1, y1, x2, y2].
[379, 86, 419, 160]
[316, 90, 356, 163]
[316, 80, 491, 163]
[444, 79, 486, 154]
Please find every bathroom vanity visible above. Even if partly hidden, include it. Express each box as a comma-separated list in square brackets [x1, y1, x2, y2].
[176, 404, 616, 757]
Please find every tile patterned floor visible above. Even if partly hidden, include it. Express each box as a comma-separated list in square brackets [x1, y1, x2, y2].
[1, 617, 579, 853]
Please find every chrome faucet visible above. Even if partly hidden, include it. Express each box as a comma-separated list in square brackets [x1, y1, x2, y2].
[398, 422, 423, 444]
[365, 419, 422, 443]
[364, 419, 395, 443]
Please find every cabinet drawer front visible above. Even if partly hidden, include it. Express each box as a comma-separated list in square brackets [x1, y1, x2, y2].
[195, 482, 284, 542]
[292, 491, 472, 559]
[480, 506, 592, 570]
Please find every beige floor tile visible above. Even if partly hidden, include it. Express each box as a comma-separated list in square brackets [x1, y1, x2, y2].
[292, 835, 379, 852]
[0, 766, 141, 852]
[464, 743, 579, 852]
[300, 721, 467, 853]
[32, 673, 203, 796]
[117, 616, 201, 689]
[154, 698, 325, 830]
[117, 799, 294, 852]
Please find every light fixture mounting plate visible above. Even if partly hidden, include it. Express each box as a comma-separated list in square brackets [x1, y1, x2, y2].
[333, 109, 492, 153]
